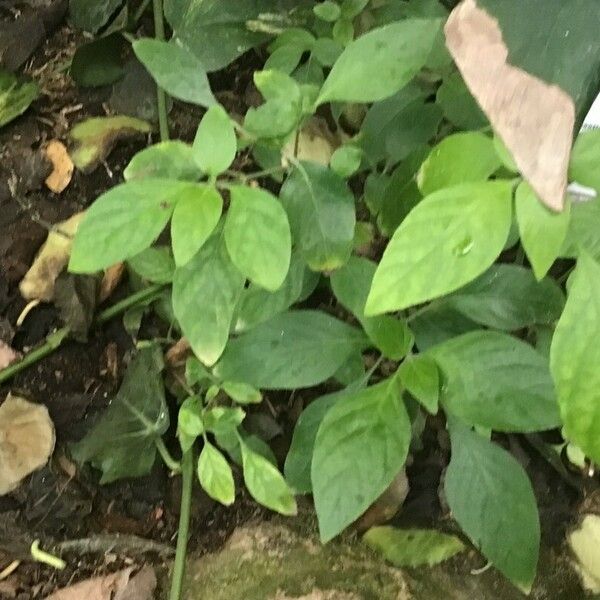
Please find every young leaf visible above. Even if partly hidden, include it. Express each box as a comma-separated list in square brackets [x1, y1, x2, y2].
[515, 182, 571, 280]
[445, 264, 565, 330]
[70, 346, 168, 483]
[203, 407, 246, 436]
[133, 38, 216, 107]
[331, 257, 414, 359]
[330, 145, 363, 178]
[224, 186, 292, 291]
[397, 354, 439, 414]
[124, 141, 203, 181]
[128, 246, 175, 284]
[198, 442, 235, 506]
[279, 162, 355, 271]
[316, 19, 441, 104]
[171, 185, 223, 266]
[214, 310, 367, 389]
[221, 381, 262, 405]
[417, 132, 501, 196]
[550, 253, 600, 463]
[428, 330, 560, 432]
[193, 105, 236, 176]
[561, 198, 600, 259]
[172, 234, 245, 366]
[445, 421, 540, 592]
[312, 377, 411, 542]
[241, 441, 297, 516]
[365, 182, 513, 315]
[0, 70, 38, 127]
[69, 179, 184, 273]
[363, 527, 465, 567]
[314, 1, 341, 21]
[569, 129, 600, 194]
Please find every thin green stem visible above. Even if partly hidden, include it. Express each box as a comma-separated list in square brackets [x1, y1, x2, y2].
[152, 0, 169, 141]
[169, 449, 194, 600]
[97, 283, 166, 323]
[134, 0, 152, 23]
[155, 438, 182, 473]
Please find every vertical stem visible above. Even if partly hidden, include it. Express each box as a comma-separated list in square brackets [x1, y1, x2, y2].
[169, 449, 193, 600]
[152, 0, 169, 141]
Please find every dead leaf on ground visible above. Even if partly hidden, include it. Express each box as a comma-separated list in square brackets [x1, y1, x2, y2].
[44, 140, 74, 193]
[568, 514, 600, 593]
[45, 565, 156, 600]
[445, 0, 575, 211]
[0, 340, 20, 370]
[282, 117, 340, 167]
[165, 337, 191, 369]
[19, 211, 85, 302]
[0, 394, 55, 495]
[99, 262, 125, 303]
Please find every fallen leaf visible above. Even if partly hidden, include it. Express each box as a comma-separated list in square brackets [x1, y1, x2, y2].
[0, 394, 55, 495]
[54, 272, 98, 340]
[44, 140, 74, 193]
[282, 117, 340, 167]
[99, 262, 125, 303]
[45, 566, 156, 600]
[445, 0, 575, 211]
[69, 116, 152, 173]
[19, 212, 85, 302]
[0, 340, 20, 370]
[568, 514, 600, 593]
[165, 337, 191, 369]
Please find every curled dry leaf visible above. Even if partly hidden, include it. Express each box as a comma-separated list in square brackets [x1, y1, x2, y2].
[19, 211, 84, 302]
[445, 0, 575, 211]
[0, 394, 55, 495]
[44, 140, 74, 194]
[165, 337, 191, 369]
[0, 340, 20, 370]
[99, 262, 125, 303]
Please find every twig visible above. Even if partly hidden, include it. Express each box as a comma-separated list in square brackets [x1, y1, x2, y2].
[54, 534, 175, 558]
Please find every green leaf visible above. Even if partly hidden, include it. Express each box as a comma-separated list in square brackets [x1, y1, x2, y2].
[222, 381, 262, 405]
[192, 105, 236, 176]
[69, 0, 123, 33]
[411, 304, 479, 352]
[241, 441, 297, 516]
[0, 70, 38, 128]
[316, 19, 440, 105]
[178, 396, 204, 451]
[330, 145, 363, 178]
[224, 186, 291, 291]
[214, 310, 367, 389]
[516, 182, 571, 279]
[341, 0, 369, 19]
[445, 421, 540, 592]
[445, 264, 565, 330]
[436, 71, 487, 130]
[128, 246, 175, 284]
[171, 185, 223, 266]
[70, 34, 124, 88]
[71, 346, 168, 483]
[314, 1, 341, 21]
[133, 38, 216, 107]
[569, 129, 600, 193]
[203, 406, 246, 435]
[331, 257, 414, 359]
[428, 331, 560, 432]
[124, 141, 202, 181]
[198, 442, 235, 506]
[364, 527, 465, 567]
[69, 179, 184, 273]
[366, 182, 513, 315]
[172, 234, 245, 366]
[417, 132, 501, 196]
[397, 354, 439, 414]
[561, 198, 600, 259]
[550, 253, 600, 463]
[312, 377, 411, 542]
[280, 162, 355, 271]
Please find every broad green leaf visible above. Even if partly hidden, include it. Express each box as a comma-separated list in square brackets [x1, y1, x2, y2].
[445, 264, 565, 330]
[561, 198, 600, 259]
[71, 346, 168, 483]
[311, 38, 343, 66]
[128, 246, 175, 284]
[244, 98, 301, 139]
[445, 421, 540, 592]
[193, 105, 236, 176]
[198, 442, 235, 505]
[222, 381, 262, 405]
[172, 234, 245, 366]
[312, 377, 411, 542]
[428, 331, 560, 432]
[265, 45, 304, 73]
[516, 182, 571, 279]
[178, 396, 205, 437]
[0, 70, 38, 128]
[314, 0, 341, 21]
[124, 141, 202, 181]
[254, 69, 301, 101]
[331, 257, 413, 359]
[493, 135, 518, 173]
[224, 186, 291, 291]
[569, 129, 600, 193]
[203, 406, 246, 435]
[241, 441, 297, 516]
[69, 0, 122, 33]
[280, 162, 355, 271]
[70, 34, 125, 88]
[316, 19, 441, 104]
[185, 357, 212, 386]
[133, 38, 216, 107]
[550, 253, 600, 463]
[171, 185, 223, 266]
[69, 179, 184, 272]
[284, 391, 343, 493]
[364, 527, 464, 567]
[397, 354, 439, 414]
[341, 0, 369, 19]
[330, 145, 363, 178]
[365, 182, 513, 315]
[214, 310, 367, 389]
[436, 71, 487, 130]
[411, 304, 479, 352]
[417, 132, 501, 196]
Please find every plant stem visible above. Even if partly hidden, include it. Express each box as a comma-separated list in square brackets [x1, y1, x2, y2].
[152, 0, 169, 141]
[155, 438, 182, 473]
[0, 284, 167, 384]
[134, 0, 152, 23]
[169, 449, 193, 600]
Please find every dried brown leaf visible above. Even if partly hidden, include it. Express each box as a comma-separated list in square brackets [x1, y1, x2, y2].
[99, 262, 125, 303]
[0, 340, 20, 370]
[44, 140, 74, 194]
[445, 0, 575, 211]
